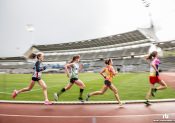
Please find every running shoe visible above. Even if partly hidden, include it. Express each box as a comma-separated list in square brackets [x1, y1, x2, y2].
[54, 93, 58, 101]
[78, 97, 84, 102]
[151, 88, 157, 97]
[44, 100, 52, 105]
[12, 90, 18, 99]
[144, 100, 151, 106]
[118, 101, 124, 108]
[85, 94, 90, 101]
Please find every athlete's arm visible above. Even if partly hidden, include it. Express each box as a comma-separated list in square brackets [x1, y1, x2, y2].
[64, 63, 74, 78]
[110, 66, 117, 76]
[100, 68, 106, 79]
[79, 63, 83, 72]
[151, 63, 159, 73]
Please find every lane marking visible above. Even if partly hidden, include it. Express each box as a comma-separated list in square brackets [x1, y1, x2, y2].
[0, 98, 175, 104]
[0, 113, 175, 118]
[92, 117, 96, 123]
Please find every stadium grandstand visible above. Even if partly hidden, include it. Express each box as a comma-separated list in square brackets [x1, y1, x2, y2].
[156, 40, 175, 50]
[0, 57, 26, 62]
[0, 56, 33, 73]
[0, 28, 175, 73]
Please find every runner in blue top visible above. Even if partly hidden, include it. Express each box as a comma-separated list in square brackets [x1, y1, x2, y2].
[12, 52, 52, 105]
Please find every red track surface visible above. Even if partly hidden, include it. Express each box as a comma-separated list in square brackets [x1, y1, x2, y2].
[0, 102, 175, 123]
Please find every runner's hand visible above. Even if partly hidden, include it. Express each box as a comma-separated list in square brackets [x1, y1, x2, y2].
[43, 66, 47, 70]
[156, 71, 159, 76]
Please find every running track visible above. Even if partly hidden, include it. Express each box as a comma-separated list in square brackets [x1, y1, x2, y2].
[0, 102, 175, 123]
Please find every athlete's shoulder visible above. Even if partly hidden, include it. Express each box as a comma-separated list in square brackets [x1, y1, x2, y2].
[66, 62, 74, 66]
[103, 67, 107, 71]
[155, 57, 160, 62]
[35, 61, 40, 65]
[152, 58, 160, 64]
[108, 65, 114, 70]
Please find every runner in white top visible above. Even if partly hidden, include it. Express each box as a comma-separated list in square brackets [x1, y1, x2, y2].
[54, 55, 85, 102]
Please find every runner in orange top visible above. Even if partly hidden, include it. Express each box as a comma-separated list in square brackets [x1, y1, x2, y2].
[86, 58, 122, 106]
[104, 65, 114, 82]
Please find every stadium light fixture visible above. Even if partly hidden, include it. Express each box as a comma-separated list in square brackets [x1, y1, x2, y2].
[141, 0, 150, 7]
[141, 0, 154, 29]
[25, 24, 35, 46]
[25, 24, 35, 32]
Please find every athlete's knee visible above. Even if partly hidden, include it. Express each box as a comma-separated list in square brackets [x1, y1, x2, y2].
[65, 86, 71, 90]
[65, 87, 69, 90]
[100, 91, 105, 95]
[162, 81, 167, 88]
[164, 84, 168, 88]
[114, 91, 118, 95]
[81, 84, 85, 89]
[42, 85, 47, 90]
[113, 89, 118, 94]
[26, 87, 32, 91]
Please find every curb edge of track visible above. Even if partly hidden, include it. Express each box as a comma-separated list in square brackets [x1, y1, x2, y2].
[0, 99, 175, 105]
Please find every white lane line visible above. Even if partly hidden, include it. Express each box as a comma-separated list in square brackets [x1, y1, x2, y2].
[0, 98, 175, 104]
[92, 117, 96, 123]
[0, 113, 175, 118]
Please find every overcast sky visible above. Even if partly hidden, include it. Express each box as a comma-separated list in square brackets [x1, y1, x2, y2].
[0, 0, 175, 57]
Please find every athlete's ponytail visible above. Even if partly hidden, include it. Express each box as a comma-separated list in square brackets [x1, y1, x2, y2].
[28, 52, 44, 60]
[70, 55, 80, 63]
[105, 58, 112, 65]
[146, 51, 158, 60]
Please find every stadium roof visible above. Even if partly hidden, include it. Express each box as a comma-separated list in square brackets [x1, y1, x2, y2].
[33, 29, 151, 52]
